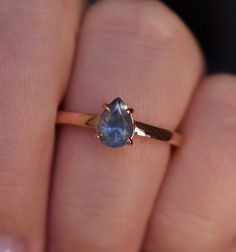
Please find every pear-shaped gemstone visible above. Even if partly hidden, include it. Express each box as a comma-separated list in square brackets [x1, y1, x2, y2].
[96, 98, 134, 148]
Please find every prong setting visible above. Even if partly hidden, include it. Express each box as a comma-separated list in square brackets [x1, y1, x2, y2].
[95, 133, 102, 139]
[103, 103, 110, 111]
[127, 138, 133, 145]
[127, 108, 134, 114]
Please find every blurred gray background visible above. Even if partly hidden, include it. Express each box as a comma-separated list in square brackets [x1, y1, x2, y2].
[88, 0, 236, 74]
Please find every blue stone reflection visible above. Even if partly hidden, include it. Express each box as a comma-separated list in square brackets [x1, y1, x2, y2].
[96, 98, 134, 148]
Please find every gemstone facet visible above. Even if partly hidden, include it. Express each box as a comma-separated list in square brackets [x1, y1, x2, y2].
[96, 98, 134, 148]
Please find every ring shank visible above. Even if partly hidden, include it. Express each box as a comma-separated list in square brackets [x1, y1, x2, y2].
[134, 121, 181, 146]
[56, 111, 181, 146]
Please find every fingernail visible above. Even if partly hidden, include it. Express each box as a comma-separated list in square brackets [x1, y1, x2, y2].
[0, 238, 25, 252]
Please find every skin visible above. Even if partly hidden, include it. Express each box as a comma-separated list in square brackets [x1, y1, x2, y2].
[0, 0, 236, 251]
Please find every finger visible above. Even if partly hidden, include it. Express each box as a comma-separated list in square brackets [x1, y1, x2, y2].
[228, 244, 236, 252]
[50, 0, 204, 251]
[144, 75, 236, 252]
[0, 1, 82, 251]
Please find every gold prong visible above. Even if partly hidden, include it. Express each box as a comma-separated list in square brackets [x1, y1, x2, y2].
[103, 103, 110, 111]
[127, 138, 133, 145]
[127, 108, 134, 114]
[95, 133, 102, 140]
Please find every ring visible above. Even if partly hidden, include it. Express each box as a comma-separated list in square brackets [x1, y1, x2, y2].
[56, 97, 182, 148]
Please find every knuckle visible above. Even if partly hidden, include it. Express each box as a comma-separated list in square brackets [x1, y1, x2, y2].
[57, 182, 138, 249]
[0, 148, 28, 188]
[151, 204, 223, 251]
[88, 0, 191, 55]
[0, 3, 48, 29]
[199, 74, 236, 145]
[203, 74, 236, 111]
[0, 0, 75, 53]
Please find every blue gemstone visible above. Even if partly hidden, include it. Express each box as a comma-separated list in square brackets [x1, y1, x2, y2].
[96, 98, 134, 148]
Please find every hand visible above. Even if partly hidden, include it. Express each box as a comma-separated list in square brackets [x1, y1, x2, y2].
[1, 0, 235, 252]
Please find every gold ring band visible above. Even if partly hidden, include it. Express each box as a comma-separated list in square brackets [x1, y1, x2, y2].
[56, 98, 182, 148]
